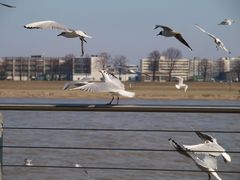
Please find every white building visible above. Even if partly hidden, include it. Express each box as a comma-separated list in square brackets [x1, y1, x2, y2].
[140, 56, 190, 82]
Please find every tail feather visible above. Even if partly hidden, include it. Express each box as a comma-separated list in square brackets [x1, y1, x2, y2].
[118, 90, 135, 98]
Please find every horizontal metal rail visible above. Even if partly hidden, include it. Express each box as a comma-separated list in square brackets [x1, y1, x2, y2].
[3, 164, 240, 174]
[0, 103, 240, 113]
[2, 145, 239, 153]
[4, 127, 240, 133]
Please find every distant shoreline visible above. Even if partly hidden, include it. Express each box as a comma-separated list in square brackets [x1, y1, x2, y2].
[0, 81, 239, 101]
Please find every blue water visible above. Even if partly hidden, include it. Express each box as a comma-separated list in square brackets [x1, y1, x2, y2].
[1, 98, 240, 180]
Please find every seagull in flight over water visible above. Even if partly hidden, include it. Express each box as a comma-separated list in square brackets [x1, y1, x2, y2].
[169, 138, 222, 180]
[175, 76, 188, 93]
[195, 24, 231, 54]
[24, 20, 92, 56]
[154, 25, 192, 51]
[68, 70, 135, 105]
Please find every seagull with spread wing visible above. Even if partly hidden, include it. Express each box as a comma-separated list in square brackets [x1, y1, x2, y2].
[175, 76, 188, 93]
[169, 138, 222, 180]
[24, 20, 92, 56]
[183, 131, 231, 163]
[195, 24, 231, 54]
[154, 25, 192, 51]
[69, 70, 135, 105]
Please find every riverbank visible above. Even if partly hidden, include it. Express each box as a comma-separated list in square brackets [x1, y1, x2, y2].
[0, 81, 239, 100]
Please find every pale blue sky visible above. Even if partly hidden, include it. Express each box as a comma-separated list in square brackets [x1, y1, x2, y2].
[0, 0, 239, 63]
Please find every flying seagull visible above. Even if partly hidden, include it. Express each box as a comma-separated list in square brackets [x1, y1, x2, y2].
[175, 76, 188, 93]
[195, 24, 231, 54]
[154, 25, 192, 51]
[218, 19, 235, 25]
[0, 2, 16, 8]
[183, 131, 231, 163]
[24, 20, 92, 56]
[69, 70, 135, 105]
[169, 138, 222, 180]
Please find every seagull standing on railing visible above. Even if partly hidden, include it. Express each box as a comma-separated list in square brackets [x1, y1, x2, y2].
[195, 24, 231, 54]
[24, 20, 92, 56]
[175, 76, 188, 93]
[169, 138, 222, 180]
[69, 70, 135, 105]
[183, 131, 231, 163]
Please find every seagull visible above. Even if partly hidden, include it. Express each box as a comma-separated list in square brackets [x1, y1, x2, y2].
[0, 2, 16, 8]
[183, 131, 231, 163]
[169, 138, 222, 180]
[24, 158, 33, 166]
[24, 20, 92, 56]
[218, 19, 235, 25]
[69, 70, 135, 105]
[154, 25, 192, 51]
[175, 76, 188, 93]
[195, 24, 231, 54]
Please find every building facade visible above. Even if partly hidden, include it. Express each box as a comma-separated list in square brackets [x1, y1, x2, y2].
[140, 57, 190, 82]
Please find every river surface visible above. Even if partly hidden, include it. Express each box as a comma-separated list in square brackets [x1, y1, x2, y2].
[0, 98, 239, 180]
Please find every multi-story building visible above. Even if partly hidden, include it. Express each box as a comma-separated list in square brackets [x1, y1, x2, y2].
[140, 57, 190, 82]
[1, 56, 65, 80]
[72, 55, 104, 81]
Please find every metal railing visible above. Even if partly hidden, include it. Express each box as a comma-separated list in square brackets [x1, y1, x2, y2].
[0, 103, 240, 179]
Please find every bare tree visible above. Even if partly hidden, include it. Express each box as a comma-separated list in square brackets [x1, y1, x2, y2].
[232, 60, 240, 81]
[61, 54, 75, 80]
[162, 48, 182, 82]
[98, 52, 111, 69]
[148, 50, 161, 82]
[0, 61, 7, 80]
[112, 55, 128, 79]
[198, 58, 212, 81]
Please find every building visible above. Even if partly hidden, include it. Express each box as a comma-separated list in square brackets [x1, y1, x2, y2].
[140, 57, 190, 82]
[72, 56, 104, 81]
[1, 56, 66, 80]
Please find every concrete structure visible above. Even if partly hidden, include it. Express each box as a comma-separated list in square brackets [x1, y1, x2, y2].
[140, 57, 190, 82]
[1, 56, 65, 80]
[72, 56, 104, 81]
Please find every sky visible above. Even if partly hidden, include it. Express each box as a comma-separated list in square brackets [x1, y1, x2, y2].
[0, 0, 240, 64]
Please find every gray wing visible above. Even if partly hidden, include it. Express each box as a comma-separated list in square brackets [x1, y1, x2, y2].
[100, 71, 124, 89]
[175, 33, 192, 50]
[193, 154, 218, 170]
[70, 82, 117, 93]
[24, 20, 69, 31]
[63, 81, 88, 90]
[154, 25, 173, 31]
[195, 24, 217, 40]
[175, 76, 184, 85]
[196, 131, 214, 142]
[168, 138, 191, 158]
[0, 2, 16, 8]
[183, 143, 224, 157]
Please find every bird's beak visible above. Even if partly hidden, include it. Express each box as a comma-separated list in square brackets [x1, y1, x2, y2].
[156, 32, 161, 36]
